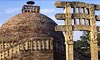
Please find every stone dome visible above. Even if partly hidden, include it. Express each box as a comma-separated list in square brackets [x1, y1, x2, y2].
[0, 13, 64, 41]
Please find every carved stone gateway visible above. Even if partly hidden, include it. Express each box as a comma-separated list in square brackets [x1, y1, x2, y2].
[55, 1, 100, 60]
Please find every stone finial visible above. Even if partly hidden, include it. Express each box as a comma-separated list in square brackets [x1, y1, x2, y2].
[27, 1, 35, 5]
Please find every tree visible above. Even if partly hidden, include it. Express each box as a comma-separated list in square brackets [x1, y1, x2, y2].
[74, 31, 90, 50]
[75, 31, 100, 50]
[74, 40, 85, 50]
[80, 31, 90, 49]
[74, 31, 100, 58]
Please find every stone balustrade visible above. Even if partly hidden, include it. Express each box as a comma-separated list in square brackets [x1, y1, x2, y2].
[55, 1, 99, 60]
[22, 5, 40, 13]
[20, 38, 53, 50]
[0, 37, 54, 60]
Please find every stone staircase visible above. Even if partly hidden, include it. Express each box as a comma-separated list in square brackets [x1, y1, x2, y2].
[0, 37, 53, 60]
[0, 39, 27, 60]
[1, 50, 91, 60]
[0, 38, 97, 60]
[0, 43, 90, 60]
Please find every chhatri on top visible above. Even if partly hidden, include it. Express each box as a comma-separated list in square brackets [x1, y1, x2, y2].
[22, 1, 40, 13]
[27, 1, 35, 5]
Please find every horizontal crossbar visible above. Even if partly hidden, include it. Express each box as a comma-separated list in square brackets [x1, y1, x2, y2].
[55, 13, 91, 20]
[55, 25, 91, 31]
[96, 15, 100, 21]
[55, 1, 98, 9]
[95, 5, 100, 10]
[97, 26, 100, 31]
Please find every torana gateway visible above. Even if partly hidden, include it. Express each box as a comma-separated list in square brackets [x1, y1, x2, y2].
[55, 1, 100, 60]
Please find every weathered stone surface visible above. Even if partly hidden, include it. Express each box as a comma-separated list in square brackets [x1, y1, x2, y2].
[0, 13, 64, 42]
[55, 1, 94, 8]
[55, 1, 99, 60]
[55, 13, 91, 20]
[55, 1, 66, 8]
[96, 15, 100, 21]
[22, 5, 40, 13]
[73, 25, 91, 31]
[95, 5, 100, 10]
[6, 50, 53, 60]
[72, 13, 90, 19]
[19, 50, 53, 60]
[55, 25, 91, 31]
[71, 2, 94, 8]
[0, 1, 66, 60]
[55, 25, 66, 31]
[55, 13, 65, 20]
[97, 26, 100, 31]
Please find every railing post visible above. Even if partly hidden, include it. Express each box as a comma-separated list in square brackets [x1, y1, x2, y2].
[50, 39, 53, 50]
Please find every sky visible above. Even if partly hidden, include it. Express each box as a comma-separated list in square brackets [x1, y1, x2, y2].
[0, 0, 100, 41]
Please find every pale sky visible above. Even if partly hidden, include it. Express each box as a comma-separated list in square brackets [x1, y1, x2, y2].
[0, 0, 100, 41]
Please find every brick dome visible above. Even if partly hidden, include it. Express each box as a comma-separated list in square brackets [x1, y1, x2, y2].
[0, 13, 64, 41]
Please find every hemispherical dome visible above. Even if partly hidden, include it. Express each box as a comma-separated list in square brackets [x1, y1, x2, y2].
[0, 13, 64, 41]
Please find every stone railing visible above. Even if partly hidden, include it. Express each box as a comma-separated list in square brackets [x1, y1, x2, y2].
[19, 37, 53, 51]
[0, 39, 26, 60]
[22, 5, 40, 13]
[0, 37, 53, 60]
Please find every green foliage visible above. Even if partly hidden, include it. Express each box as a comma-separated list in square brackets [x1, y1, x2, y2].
[74, 40, 84, 50]
[75, 31, 100, 50]
[75, 31, 90, 50]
